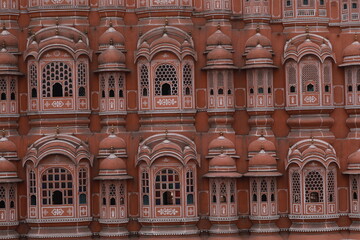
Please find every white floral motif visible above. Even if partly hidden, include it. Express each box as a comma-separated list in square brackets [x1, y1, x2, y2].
[157, 208, 178, 215]
[157, 99, 177, 106]
[51, 0, 64, 3]
[154, 0, 175, 4]
[51, 101, 64, 108]
[51, 208, 64, 216]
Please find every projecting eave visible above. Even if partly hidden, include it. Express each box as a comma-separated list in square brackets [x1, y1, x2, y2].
[241, 64, 278, 70]
[203, 172, 242, 178]
[244, 171, 282, 177]
[93, 175, 133, 180]
[94, 68, 131, 73]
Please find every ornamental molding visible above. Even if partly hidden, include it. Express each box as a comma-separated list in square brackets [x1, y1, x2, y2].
[138, 217, 199, 223]
[26, 217, 92, 223]
[288, 214, 339, 220]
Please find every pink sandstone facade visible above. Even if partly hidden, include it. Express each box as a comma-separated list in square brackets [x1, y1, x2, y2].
[1, 0, 360, 239]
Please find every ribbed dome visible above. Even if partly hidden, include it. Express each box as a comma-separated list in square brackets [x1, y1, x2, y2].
[209, 153, 236, 167]
[152, 32, 179, 47]
[208, 134, 235, 150]
[348, 149, 360, 164]
[0, 47, 17, 66]
[246, 44, 272, 60]
[0, 156, 16, 172]
[99, 134, 126, 150]
[302, 144, 325, 156]
[207, 45, 232, 60]
[249, 149, 277, 166]
[298, 38, 320, 51]
[246, 33, 271, 48]
[99, 153, 126, 170]
[99, 27, 125, 46]
[248, 136, 276, 152]
[0, 136, 16, 152]
[98, 45, 125, 65]
[207, 29, 231, 46]
[343, 41, 360, 57]
[0, 29, 17, 48]
[75, 38, 87, 50]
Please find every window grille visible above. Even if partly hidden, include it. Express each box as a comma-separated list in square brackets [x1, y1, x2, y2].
[327, 170, 335, 202]
[212, 181, 217, 203]
[0, 186, 5, 208]
[230, 180, 235, 203]
[109, 184, 116, 205]
[118, 74, 124, 98]
[183, 64, 192, 95]
[305, 170, 324, 203]
[41, 168, 73, 205]
[0, 78, 6, 100]
[108, 75, 115, 98]
[42, 62, 73, 97]
[220, 182, 227, 203]
[102, 183, 106, 205]
[155, 169, 180, 205]
[292, 171, 301, 203]
[154, 64, 178, 96]
[186, 170, 194, 204]
[30, 64, 38, 98]
[252, 179, 258, 202]
[260, 179, 268, 202]
[142, 170, 149, 205]
[9, 185, 15, 208]
[77, 63, 86, 96]
[10, 79, 15, 100]
[100, 76, 106, 98]
[79, 168, 87, 204]
[352, 177, 358, 200]
[302, 64, 319, 92]
[140, 65, 149, 97]
[29, 170, 36, 205]
[119, 183, 125, 205]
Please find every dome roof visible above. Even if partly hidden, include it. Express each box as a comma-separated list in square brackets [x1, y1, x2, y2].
[302, 144, 326, 156]
[0, 47, 17, 66]
[209, 153, 236, 167]
[99, 27, 125, 46]
[99, 134, 126, 150]
[298, 38, 320, 51]
[246, 44, 272, 60]
[0, 135, 16, 152]
[99, 153, 126, 170]
[246, 33, 271, 48]
[0, 156, 16, 172]
[208, 134, 235, 150]
[249, 149, 277, 166]
[248, 135, 276, 152]
[98, 45, 125, 65]
[151, 32, 180, 47]
[348, 149, 360, 164]
[75, 38, 87, 50]
[0, 29, 17, 48]
[343, 41, 360, 57]
[207, 29, 232, 46]
[207, 45, 232, 60]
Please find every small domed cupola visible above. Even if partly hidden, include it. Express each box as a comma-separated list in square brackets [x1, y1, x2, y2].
[344, 148, 360, 174]
[0, 130, 18, 160]
[98, 130, 127, 158]
[204, 153, 242, 178]
[98, 24, 125, 51]
[97, 40, 129, 72]
[245, 148, 281, 177]
[208, 133, 236, 156]
[340, 35, 360, 67]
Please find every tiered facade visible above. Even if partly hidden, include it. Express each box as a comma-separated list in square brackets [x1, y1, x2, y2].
[1, 0, 360, 239]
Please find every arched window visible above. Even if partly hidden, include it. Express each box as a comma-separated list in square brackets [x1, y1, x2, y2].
[305, 170, 323, 203]
[141, 170, 150, 206]
[78, 168, 87, 204]
[30, 64, 38, 98]
[140, 64, 149, 97]
[42, 62, 73, 98]
[183, 64, 192, 96]
[41, 168, 73, 205]
[155, 169, 180, 205]
[154, 64, 178, 96]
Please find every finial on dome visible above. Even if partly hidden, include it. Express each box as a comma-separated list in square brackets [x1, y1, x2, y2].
[56, 125, 60, 135]
[2, 22, 5, 31]
[109, 39, 114, 46]
[306, 33, 310, 40]
[220, 132, 223, 136]
[256, 24, 260, 33]
[165, 18, 168, 26]
[1, 40, 6, 50]
[55, 28, 59, 36]
[56, 17, 59, 26]
[355, 34, 358, 42]
[221, 146, 224, 154]
[1, 129, 5, 138]
[260, 129, 264, 137]
[109, 19, 113, 28]
[217, 22, 221, 30]
[310, 134, 314, 144]
[110, 125, 115, 134]
[305, 25, 309, 33]
[165, 129, 168, 139]
[110, 146, 114, 152]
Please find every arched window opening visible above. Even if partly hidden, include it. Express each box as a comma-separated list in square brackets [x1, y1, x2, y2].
[120, 197, 125, 205]
[357, 85, 360, 91]
[142, 170, 150, 205]
[119, 89, 124, 98]
[250, 88, 254, 94]
[142, 88, 148, 96]
[187, 194, 194, 204]
[110, 198, 116, 206]
[268, 87, 272, 93]
[252, 194, 257, 202]
[162, 191, 173, 205]
[140, 64, 149, 97]
[109, 184, 116, 205]
[271, 194, 275, 202]
[220, 182, 227, 203]
[0, 93, 5, 100]
[109, 89, 115, 98]
[0, 201, 5, 209]
[155, 169, 180, 206]
[185, 87, 190, 95]
[212, 195, 217, 203]
[228, 89, 232, 95]
[155, 64, 178, 96]
[42, 168, 73, 205]
[78, 87, 85, 97]
[307, 84, 314, 92]
[305, 170, 323, 203]
[218, 88, 224, 95]
[161, 83, 171, 96]
[349, 86, 353, 92]
[10, 92, 15, 100]
[310, 192, 319, 203]
[183, 64, 193, 96]
[10, 201, 14, 208]
[258, 87, 264, 94]
[32, 88, 37, 98]
[354, 192, 358, 200]
[290, 86, 296, 93]
[79, 194, 86, 204]
[324, 85, 330, 92]
[210, 89, 214, 95]
[102, 90, 106, 98]
[52, 83, 63, 97]
[52, 190, 63, 204]
[143, 195, 149, 205]
[261, 194, 267, 202]
[102, 197, 106, 205]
